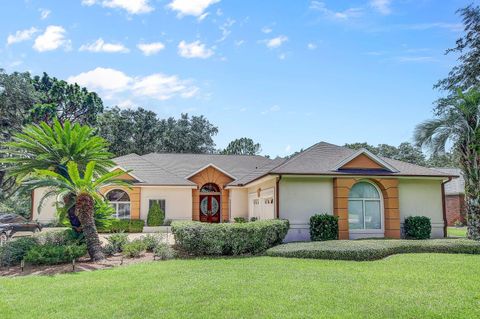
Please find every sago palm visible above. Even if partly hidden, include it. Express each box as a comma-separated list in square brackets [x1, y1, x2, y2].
[0, 118, 114, 228]
[22, 161, 130, 261]
[415, 87, 480, 239]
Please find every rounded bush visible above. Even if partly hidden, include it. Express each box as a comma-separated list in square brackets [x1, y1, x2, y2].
[147, 202, 164, 226]
[122, 239, 147, 258]
[404, 216, 431, 239]
[171, 219, 289, 256]
[309, 214, 338, 241]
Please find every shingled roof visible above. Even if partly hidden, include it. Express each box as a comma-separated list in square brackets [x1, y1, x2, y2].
[112, 142, 455, 187]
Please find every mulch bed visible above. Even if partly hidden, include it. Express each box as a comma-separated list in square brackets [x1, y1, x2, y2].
[0, 252, 158, 277]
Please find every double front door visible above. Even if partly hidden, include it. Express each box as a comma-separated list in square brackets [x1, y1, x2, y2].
[200, 194, 221, 223]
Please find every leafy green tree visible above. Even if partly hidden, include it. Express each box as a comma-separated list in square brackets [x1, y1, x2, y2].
[147, 201, 164, 226]
[435, 5, 480, 114]
[221, 137, 262, 155]
[31, 73, 103, 125]
[1, 119, 114, 228]
[415, 88, 480, 239]
[22, 161, 129, 261]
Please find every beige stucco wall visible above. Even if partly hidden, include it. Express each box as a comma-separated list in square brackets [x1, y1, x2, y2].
[32, 188, 58, 224]
[399, 179, 445, 238]
[140, 186, 193, 221]
[279, 176, 334, 241]
[247, 177, 277, 220]
[229, 188, 248, 219]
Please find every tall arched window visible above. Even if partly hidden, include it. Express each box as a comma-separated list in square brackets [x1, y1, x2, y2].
[348, 182, 382, 230]
[106, 189, 131, 219]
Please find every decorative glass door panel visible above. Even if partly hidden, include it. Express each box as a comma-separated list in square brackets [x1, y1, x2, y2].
[200, 194, 220, 223]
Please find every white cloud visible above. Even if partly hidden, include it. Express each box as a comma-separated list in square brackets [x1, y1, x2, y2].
[310, 1, 363, 20]
[7, 27, 38, 45]
[83, 0, 153, 14]
[403, 23, 463, 32]
[261, 105, 280, 115]
[137, 42, 165, 56]
[217, 18, 235, 42]
[178, 40, 214, 59]
[261, 26, 272, 34]
[234, 40, 245, 46]
[395, 56, 436, 63]
[33, 25, 70, 52]
[370, 0, 392, 15]
[278, 53, 287, 60]
[39, 8, 51, 20]
[307, 43, 317, 50]
[264, 35, 288, 49]
[79, 38, 129, 53]
[67, 67, 199, 102]
[168, 0, 220, 17]
[285, 145, 291, 153]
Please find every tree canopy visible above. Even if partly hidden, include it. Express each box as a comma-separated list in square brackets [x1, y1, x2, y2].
[221, 137, 262, 155]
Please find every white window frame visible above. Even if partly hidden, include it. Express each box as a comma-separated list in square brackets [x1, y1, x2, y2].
[348, 181, 384, 235]
[106, 189, 131, 219]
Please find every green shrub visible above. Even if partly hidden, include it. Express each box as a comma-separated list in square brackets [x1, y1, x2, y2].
[250, 217, 258, 222]
[147, 202, 165, 226]
[154, 242, 175, 260]
[309, 214, 338, 241]
[100, 219, 144, 233]
[266, 239, 480, 261]
[234, 217, 247, 223]
[171, 219, 289, 256]
[122, 239, 147, 258]
[142, 234, 161, 252]
[0, 237, 37, 267]
[105, 233, 129, 254]
[24, 244, 87, 265]
[163, 219, 172, 226]
[404, 216, 431, 239]
[34, 229, 81, 246]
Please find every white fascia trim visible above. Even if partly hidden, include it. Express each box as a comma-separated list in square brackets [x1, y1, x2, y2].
[109, 165, 144, 182]
[231, 175, 279, 189]
[281, 174, 447, 181]
[135, 185, 197, 189]
[185, 163, 237, 180]
[333, 149, 399, 173]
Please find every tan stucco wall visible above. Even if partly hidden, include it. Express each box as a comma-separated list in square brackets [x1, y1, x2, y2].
[229, 188, 248, 219]
[399, 179, 444, 238]
[32, 188, 57, 223]
[140, 187, 192, 221]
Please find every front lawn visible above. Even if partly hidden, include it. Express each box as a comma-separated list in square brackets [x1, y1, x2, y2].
[1, 254, 480, 318]
[448, 226, 467, 237]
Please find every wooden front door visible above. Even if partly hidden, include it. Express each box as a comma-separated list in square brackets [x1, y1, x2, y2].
[199, 194, 221, 223]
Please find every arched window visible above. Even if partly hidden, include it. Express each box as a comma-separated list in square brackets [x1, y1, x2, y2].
[106, 189, 130, 219]
[200, 183, 220, 193]
[348, 182, 382, 230]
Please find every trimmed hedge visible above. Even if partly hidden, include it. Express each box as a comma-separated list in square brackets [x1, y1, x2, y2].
[99, 219, 144, 233]
[404, 216, 431, 239]
[172, 219, 289, 256]
[24, 244, 87, 265]
[147, 202, 164, 226]
[266, 239, 480, 261]
[310, 214, 338, 241]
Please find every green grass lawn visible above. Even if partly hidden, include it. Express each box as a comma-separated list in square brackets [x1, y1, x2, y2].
[1, 254, 480, 318]
[448, 226, 467, 237]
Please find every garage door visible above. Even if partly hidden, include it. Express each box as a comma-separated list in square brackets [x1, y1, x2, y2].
[248, 188, 275, 220]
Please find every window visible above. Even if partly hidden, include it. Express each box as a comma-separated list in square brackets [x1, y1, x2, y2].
[106, 189, 131, 219]
[149, 199, 166, 214]
[200, 183, 220, 193]
[348, 182, 382, 230]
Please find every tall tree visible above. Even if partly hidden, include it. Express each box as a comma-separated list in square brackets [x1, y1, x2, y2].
[22, 161, 129, 261]
[221, 137, 262, 155]
[415, 88, 480, 239]
[31, 73, 103, 125]
[98, 109, 219, 156]
[435, 5, 480, 114]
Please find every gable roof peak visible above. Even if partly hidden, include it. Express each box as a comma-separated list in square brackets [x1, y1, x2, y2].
[334, 148, 399, 172]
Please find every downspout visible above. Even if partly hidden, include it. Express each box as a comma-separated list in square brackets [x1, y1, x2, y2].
[441, 177, 452, 238]
[30, 190, 35, 221]
[275, 175, 282, 219]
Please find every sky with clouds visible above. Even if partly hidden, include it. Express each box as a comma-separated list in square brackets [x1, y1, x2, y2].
[0, 0, 471, 156]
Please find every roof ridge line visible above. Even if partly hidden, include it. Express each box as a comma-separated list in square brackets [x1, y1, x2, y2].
[270, 142, 327, 172]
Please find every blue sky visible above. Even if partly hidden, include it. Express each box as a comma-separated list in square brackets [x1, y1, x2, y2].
[0, 0, 471, 156]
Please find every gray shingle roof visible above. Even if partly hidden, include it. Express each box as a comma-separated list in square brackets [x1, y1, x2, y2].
[435, 168, 465, 195]
[113, 142, 456, 186]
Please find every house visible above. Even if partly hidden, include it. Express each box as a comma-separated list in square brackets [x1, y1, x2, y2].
[32, 142, 456, 241]
[435, 168, 466, 226]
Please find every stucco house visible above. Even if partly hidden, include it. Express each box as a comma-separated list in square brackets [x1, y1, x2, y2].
[32, 142, 456, 241]
[435, 168, 466, 226]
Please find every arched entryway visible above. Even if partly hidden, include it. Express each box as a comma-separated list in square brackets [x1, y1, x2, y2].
[199, 183, 221, 223]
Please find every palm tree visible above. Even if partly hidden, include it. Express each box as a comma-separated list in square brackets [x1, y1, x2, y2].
[22, 161, 130, 261]
[415, 88, 480, 239]
[1, 118, 114, 228]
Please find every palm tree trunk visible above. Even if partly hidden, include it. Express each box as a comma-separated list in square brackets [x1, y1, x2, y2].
[75, 192, 105, 261]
